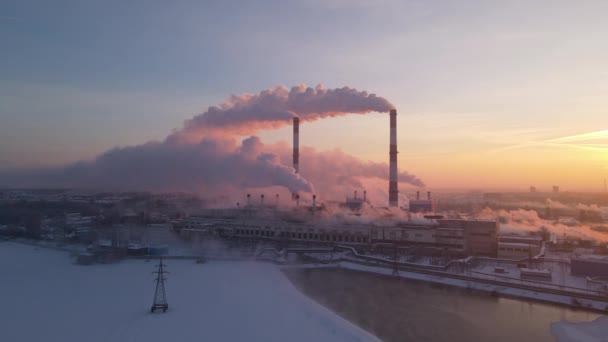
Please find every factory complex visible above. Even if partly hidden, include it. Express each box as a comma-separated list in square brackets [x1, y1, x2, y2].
[179, 207, 499, 257]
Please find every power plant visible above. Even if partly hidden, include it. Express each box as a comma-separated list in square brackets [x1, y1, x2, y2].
[174, 107, 498, 259]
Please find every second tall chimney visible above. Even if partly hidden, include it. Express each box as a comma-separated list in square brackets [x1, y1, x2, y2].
[293, 117, 300, 173]
[388, 109, 399, 207]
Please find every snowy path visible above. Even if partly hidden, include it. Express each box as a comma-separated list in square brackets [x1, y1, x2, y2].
[0, 243, 379, 342]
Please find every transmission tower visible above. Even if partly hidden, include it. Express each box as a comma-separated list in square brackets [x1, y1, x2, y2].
[150, 256, 169, 313]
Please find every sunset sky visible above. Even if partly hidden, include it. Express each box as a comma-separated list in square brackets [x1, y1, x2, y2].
[1, 1, 607, 192]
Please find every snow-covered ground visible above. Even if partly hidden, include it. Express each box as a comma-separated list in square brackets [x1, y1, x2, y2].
[0, 242, 378, 342]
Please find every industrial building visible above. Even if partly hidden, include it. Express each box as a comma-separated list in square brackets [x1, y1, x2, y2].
[571, 254, 608, 277]
[176, 106, 498, 257]
[498, 243, 538, 260]
[409, 191, 434, 213]
[178, 208, 499, 257]
[437, 219, 499, 256]
[497, 235, 542, 260]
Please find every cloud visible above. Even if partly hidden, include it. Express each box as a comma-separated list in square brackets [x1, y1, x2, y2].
[489, 129, 608, 154]
[544, 130, 608, 152]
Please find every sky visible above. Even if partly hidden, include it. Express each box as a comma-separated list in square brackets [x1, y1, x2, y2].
[1, 0, 607, 193]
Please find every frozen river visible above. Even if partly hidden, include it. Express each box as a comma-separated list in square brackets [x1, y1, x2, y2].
[285, 268, 605, 342]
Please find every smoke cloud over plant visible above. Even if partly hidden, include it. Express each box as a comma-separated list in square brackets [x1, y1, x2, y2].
[0, 84, 423, 201]
[170, 84, 394, 141]
[476, 207, 608, 242]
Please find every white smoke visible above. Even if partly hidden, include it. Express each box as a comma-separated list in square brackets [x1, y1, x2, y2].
[0, 84, 423, 201]
[170, 84, 394, 141]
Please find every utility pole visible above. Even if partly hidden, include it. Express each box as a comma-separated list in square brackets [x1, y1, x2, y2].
[150, 256, 169, 313]
[392, 243, 399, 276]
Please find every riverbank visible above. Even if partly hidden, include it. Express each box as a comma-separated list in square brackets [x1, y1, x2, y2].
[284, 267, 602, 342]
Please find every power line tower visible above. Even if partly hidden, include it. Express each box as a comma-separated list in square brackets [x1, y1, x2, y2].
[150, 256, 169, 313]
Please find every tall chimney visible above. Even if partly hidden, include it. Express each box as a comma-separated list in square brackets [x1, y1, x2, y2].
[293, 117, 300, 173]
[389, 109, 399, 207]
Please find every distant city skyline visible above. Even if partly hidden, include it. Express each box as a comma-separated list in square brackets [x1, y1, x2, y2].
[1, 1, 607, 193]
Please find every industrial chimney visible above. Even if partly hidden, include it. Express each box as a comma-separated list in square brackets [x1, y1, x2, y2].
[389, 109, 399, 207]
[293, 117, 300, 173]
[247, 193, 251, 206]
[427, 191, 431, 200]
[312, 195, 317, 208]
[416, 191, 420, 200]
[260, 194, 265, 206]
[363, 190, 367, 202]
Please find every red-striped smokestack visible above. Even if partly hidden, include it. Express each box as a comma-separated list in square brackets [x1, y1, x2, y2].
[389, 109, 398, 207]
[293, 117, 300, 173]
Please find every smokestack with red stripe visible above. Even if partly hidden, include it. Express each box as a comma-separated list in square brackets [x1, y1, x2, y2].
[389, 109, 399, 207]
[293, 117, 300, 173]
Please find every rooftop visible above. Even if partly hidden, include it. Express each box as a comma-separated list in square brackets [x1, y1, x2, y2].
[572, 254, 608, 264]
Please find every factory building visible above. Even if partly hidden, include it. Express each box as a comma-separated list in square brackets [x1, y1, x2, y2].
[409, 191, 434, 213]
[179, 212, 498, 257]
[497, 235, 542, 260]
[571, 254, 608, 277]
[437, 219, 498, 256]
[497, 243, 537, 260]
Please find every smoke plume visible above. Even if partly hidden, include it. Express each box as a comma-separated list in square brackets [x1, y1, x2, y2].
[0, 84, 423, 200]
[171, 84, 394, 141]
[269, 142, 423, 200]
[476, 207, 608, 242]
[1, 137, 313, 194]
